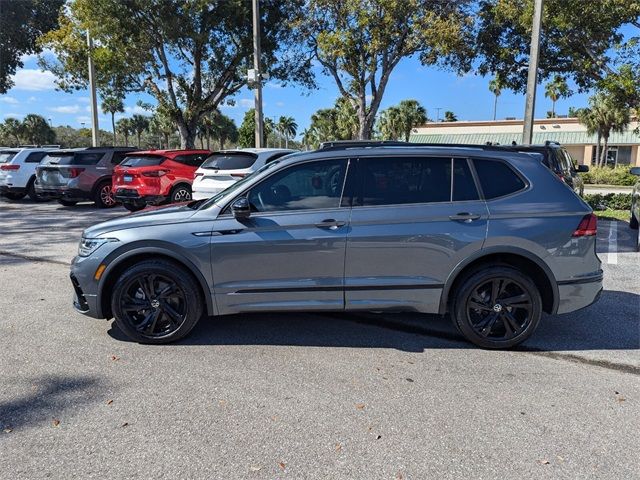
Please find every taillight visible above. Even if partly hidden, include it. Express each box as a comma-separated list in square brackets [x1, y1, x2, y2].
[230, 173, 246, 178]
[142, 170, 167, 177]
[69, 168, 85, 178]
[573, 213, 597, 237]
[0, 164, 19, 170]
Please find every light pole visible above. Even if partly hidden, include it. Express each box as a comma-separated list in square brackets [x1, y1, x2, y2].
[252, 0, 264, 148]
[434, 108, 443, 123]
[522, 0, 544, 145]
[87, 30, 99, 147]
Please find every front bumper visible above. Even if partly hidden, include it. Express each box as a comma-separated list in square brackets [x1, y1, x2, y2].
[70, 255, 106, 319]
[556, 272, 603, 314]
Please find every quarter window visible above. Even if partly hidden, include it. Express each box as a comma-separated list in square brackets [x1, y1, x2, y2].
[247, 160, 347, 212]
[453, 158, 479, 201]
[473, 159, 526, 199]
[25, 152, 47, 163]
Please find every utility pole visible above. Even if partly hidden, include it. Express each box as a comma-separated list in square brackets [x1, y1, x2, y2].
[522, 0, 544, 145]
[252, 0, 264, 148]
[87, 30, 99, 147]
[435, 107, 442, 123]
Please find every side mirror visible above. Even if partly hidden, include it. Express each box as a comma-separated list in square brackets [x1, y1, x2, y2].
[577, 165, 589, 173]
[231, 197, 251, 219]
[630, 167, 640, 176]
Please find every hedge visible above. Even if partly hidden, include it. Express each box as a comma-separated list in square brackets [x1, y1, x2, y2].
[581, 166, 637, 186]
[583, 193, 632, 211]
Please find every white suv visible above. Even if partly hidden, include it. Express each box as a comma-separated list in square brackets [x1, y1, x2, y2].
[191, 148, 294, 200]
[0, 146, 60, 200]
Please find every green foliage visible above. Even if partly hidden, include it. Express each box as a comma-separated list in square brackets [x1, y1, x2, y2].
[238, 109, 266, 149]
[443, 110, 458, 122]
[101, 95, 125, 145]
[378, 100, 428, 141]
[299, 0, 475, 139]
[0, 0, 65, 93]
[0, 115, 56, 146]
[199, 111, 238, 150]
[593, 209, 631, 222]
[544, 75, 571, 117]
[581, 167, 638, 186]
[583, 193, 632, 211]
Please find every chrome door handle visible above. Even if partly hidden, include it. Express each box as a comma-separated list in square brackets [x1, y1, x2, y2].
[315, 219, 346, 230]
[449, 212, 481, 222]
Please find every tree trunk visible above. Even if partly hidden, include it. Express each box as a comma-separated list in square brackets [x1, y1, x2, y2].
[136, 133, 141, 148]
[595, 131, 601, 167]
[111, 112, 116, 146]
[199, 136, 204, 149]
[177, 119, 197, 149]
[601, 136, 609, 167]
[206, 134, 210, 151]
[493, 94, 498, 121]
[551, 99, 556, 118]
[124, 134, 129, 147]
[220, 136, 225, 150]
[163, 133, 169, 149]
[285, 135, 288, 148]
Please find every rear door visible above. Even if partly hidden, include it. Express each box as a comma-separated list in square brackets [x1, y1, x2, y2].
[344, 156, 488, 313]
[210, 158, 352, 314]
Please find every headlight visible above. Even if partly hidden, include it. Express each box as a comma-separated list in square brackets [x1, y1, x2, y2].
[78, 237, 118, 257]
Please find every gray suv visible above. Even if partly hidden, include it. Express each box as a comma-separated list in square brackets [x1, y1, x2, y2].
[70, 142, 603, 349]
[36, 147, 136, 207]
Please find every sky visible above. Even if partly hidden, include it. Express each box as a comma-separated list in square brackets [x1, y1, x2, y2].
[0, 48, 594, 140]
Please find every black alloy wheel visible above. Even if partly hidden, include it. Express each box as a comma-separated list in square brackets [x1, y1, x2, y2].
[111, 260, 203, 343]
[453, 266, 542, 349]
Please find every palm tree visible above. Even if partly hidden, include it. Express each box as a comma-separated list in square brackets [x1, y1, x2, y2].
[277, 116, 297, 148]
[20, 114, 55, 145]
[396, 100, 427, 142]
[150, 111, 175, 148]
[377, 106, 403, 140]
[488, 75, 504, 121]
[577, 93, 630, 167]
[116, 118, 134, 146]
[444, 111, 458, 122]
[101, 96, 125, 145]
[130, 114, 150, 148]
[300, 128, 315, 150]
[1, 118, 23, 145]
[545, 75, 571, 118]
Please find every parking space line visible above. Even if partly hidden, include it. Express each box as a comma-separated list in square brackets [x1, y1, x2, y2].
[607, 221, 618, 265]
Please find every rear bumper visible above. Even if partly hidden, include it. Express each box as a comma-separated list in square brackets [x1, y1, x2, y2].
[192, 187, 224, 201]
[114, 187, 166, 205]
[36, 186, 92, 201]
[556, 272, 603, 314]
[0, 185, 26, 195]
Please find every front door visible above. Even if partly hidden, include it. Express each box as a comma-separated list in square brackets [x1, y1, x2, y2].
[210, 158, 352, 314]
[345, 156, 488, 313]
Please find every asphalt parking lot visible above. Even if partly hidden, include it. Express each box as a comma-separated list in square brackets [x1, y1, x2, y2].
[0, 199, 638, 479]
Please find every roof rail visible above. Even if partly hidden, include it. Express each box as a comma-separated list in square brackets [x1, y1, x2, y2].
[317, 140, 524, 152]
[17, 144, 38, 148]
[41, 144, 61, 148]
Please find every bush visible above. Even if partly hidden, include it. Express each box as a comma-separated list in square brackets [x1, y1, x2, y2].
[583, 193, 632, 211]
[581, 166, 637, 186]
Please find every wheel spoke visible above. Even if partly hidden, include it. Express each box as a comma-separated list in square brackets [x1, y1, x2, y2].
[122, 297, 150, 311]
[135, 311, 155, 332]
[490, 279, 503, 303]
[502, 311, 523, 335]
[500, 293, 530, 307]
[161, 301, 183, 326]
[475, 312, 499, 337]
[157, 283, 177, 299]
[143, 309, 163, 335]
[469, 301, 492, 311]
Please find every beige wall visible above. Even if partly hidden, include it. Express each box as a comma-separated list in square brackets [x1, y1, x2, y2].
[565, 145, 585, 164]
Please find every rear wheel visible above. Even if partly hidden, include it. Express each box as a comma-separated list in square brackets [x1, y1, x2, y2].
[27, 177, 46, 201]
[111, 260, 204, 344]
[452, 266, 542, 349]
[169, 184, 192, 204]
[630, 208, 638, 229]
[4, 192, 26, 200]
[94, 181, 117, 208]
[58, 199, 77, 207]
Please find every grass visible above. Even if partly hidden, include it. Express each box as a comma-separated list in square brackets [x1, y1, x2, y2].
[593, 209, 631, 222]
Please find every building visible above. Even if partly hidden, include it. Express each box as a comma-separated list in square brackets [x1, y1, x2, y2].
[409, 117, 640, 167]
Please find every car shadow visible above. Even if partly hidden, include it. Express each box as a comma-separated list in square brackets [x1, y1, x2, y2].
[107, 289, 639, 353]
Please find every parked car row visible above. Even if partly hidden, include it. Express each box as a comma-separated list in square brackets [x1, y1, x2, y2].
[0, 146, 294, 209]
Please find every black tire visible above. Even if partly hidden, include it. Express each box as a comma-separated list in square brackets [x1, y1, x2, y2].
[4, 192, 26, 200]
[27, 177, 47, 202]
[122, 202, 145, 212]
[58, 199, 77, 207]
[630, 209, 638, 230]
[94, 181, 117, 208]
[111, 260, 204, 344]
[451, 266, 542, 349]
[169, 184, 192, 204]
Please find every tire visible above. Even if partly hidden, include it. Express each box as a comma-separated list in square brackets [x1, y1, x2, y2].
[94, 181, 117, 208]
[122, 202, 145, 212]
[169, 184, 192, 204]
[630, 209, 638, 230]
[58, 199, 77, 207]
[111, 260, 204, 344]
[451, 266, 542, 349]
[27, 177, 47, 202]
[4, 192, 26, 200]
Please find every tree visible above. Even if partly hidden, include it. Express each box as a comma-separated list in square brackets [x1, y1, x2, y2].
[377, 106, 403, 140]
[443, 111, 458, 122]
[300, 128, 314, 150]
[544, 76, 571, 118]
[277, 116, 298, 148]
[397, 100, 428, 141]
[577, 93, 630, 167]
[130, 115, 150, 148]
[20, 114, 56, 145]
[116, 118, 134, 147]
[299, 0, 474, 139]
[238, 109, 268, 148]
[476, 1, 640, 93]
[101, 95, 125, 145]
[40, 0, 313, 148]
[488, 75, 504, 121]
[0, 118, 23, 145]
[209, 112, 238, 149]
[0, 0, 65, 93]
[150, 110, 176, 149]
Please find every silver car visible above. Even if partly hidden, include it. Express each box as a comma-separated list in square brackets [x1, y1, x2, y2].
[70, 142, 603, 349]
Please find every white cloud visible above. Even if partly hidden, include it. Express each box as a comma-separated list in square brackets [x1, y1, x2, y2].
[276, 101, 285, 107]
[125, 105, 151, 116]
[20, 48, 56, 63]
[220, 98, 256, 110]
[0, 96, 19, 104]
[77, 96, 91, 103]
[266, 82, 284, 89]
[48, 105, 81, 114]
[3, 113, 25, 119]
[27, 96, 37, 103]
[239, 99, 254, 108]
[76, 116, 91, 124]
[10, 69, 57, 91]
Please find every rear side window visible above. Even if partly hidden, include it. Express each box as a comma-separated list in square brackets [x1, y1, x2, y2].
[181, 153, 208, 167]
[0, 152, 16, 163]
[121, 155, 165, 167]
[360, 157, 452, 206]
[201, 153, 258, 170]
[111, 151, 130, 165]
[56, 152, 104, 165]
[25, 152, 47, 163]
[473, 159, 526, 199]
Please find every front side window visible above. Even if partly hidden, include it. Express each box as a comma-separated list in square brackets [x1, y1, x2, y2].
[247, 159, 347, 212]
[474, 158, 526, 199]
[360, 157, 452, 206]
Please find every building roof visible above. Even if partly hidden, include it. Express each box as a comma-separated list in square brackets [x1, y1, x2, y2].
[409, 130, 640, 146]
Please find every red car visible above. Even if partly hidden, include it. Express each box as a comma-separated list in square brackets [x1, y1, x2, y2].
[113, 149, 210, 212]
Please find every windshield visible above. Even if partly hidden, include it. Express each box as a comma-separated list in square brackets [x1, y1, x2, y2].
[200, 152, 258, 170]
[0, 152, 17, 164]
[121, 155, 165, 167]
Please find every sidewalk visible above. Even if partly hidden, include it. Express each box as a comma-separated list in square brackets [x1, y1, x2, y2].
[584, 184, 633, 195]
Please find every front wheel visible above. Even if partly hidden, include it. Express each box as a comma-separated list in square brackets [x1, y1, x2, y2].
[451, 266, 542, 349]
[169, 184, 192, 204]
[111, 260, 204, 344]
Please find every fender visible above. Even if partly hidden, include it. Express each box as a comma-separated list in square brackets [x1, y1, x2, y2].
[97, 241, 216, 317]
[438, 245, 559, 315]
